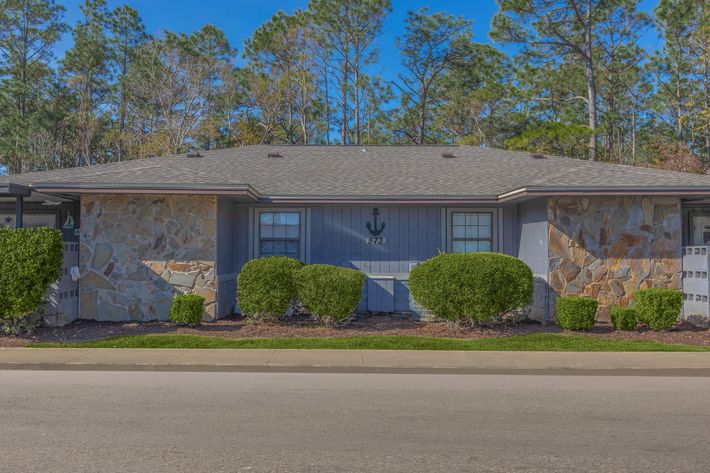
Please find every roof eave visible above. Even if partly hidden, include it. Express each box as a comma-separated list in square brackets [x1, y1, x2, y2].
[30, 183, 262, 202]
[11, 182, 710, 205]
[261, 195, 499, 204]
[498, 186, 710, 203]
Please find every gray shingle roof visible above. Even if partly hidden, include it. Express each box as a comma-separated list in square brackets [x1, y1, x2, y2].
[2, 145, 710, 201]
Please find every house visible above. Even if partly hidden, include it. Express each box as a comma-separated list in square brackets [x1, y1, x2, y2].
[1, 145, 710, 326]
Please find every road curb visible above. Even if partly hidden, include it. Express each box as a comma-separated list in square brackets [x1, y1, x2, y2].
[2, 362, 710, 376]
[2, 348, 710, 375]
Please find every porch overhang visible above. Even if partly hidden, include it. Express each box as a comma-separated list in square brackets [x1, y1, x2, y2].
[0, 183, 31, 228]
[0, 183, 31, 197]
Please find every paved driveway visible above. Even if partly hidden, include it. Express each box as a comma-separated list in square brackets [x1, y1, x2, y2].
[1, 371, 709, 472]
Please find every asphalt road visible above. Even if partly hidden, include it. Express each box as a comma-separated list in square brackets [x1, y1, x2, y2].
[1, 371, 709, 473]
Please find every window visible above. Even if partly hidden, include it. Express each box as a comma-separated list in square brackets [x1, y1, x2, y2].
[259, 211, 301, 258]
[451, 212, 493, 253]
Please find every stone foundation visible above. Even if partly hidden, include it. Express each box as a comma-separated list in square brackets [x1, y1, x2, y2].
[79, 194, 217, 321]
[548, 197, 681, 319]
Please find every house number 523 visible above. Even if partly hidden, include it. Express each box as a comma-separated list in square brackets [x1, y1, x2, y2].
[365, 237, 386, 245]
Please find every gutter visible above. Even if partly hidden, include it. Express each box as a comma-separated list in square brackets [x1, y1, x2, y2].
[261, 194, 499, 204]
[497, 186, 710, 203]
[29, 183, 261, 201]
[7, 181, 710, 205]
[267, 186, 710, 204]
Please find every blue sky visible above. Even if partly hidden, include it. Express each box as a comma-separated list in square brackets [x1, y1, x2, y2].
[56, 0, 662, 84]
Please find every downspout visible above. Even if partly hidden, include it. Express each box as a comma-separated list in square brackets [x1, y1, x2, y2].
[15, 195, 23, 228]
[545, 196, 551, 323]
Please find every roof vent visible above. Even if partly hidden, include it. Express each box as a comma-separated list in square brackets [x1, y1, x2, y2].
[267, 152, 283, 158]
[442, 152, 458, 159]
[186, 151, 202, 158]
[530, 153, 546, 159]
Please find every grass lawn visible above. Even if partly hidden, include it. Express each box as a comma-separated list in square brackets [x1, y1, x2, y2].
[32, 333, 710, 351]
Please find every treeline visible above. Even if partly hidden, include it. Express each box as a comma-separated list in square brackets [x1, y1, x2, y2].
[0, 0, 707, 174]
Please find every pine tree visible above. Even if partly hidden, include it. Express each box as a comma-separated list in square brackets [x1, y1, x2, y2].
[0, 0, 66, 173]
[492, 0, 602, 161]
[107, 5, 147, 161]
[61, 0, 111, 166]
[393, 8, 471, 144]
[309, 0, 390, 145]
[650, 0, 709, 170]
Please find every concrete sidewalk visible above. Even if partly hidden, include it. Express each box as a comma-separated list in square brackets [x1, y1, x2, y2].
[2, 347, 710, 375]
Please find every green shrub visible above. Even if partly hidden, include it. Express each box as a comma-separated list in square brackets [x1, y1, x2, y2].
[408, 252, 533, 323]
[0, 308, 45, 335]
[169, 294, 205, 325]
[295, 264, 365, 324]
[0, 228, 63, 320]
[556, 296, 598, 331]
[634, 288, 682, 331]
[610, 306, 638, 331]
[237, 256, 304, 320]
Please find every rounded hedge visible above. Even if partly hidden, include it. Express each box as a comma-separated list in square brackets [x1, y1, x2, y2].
[555, 296, 598, 331]
[610, 306, 638, 331]
[408, 252, 533, 323]
[295, 264, 365, 324]
[169, 294, 205, 326]
[634, 288, 682, 331]
[237, 256, 304, 320]
[0, 228, 63, 320]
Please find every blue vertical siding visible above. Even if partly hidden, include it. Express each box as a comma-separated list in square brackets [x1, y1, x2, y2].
[516, 199, 549, 278]
[515, 198, 550, 321]
[367, 276, 395, 312]
[234, 204, 250, 269]
[216, 197, 237, 316]
[309, 205, 443, 274]
[311, 204, 445, 314]
[230, 202, 543, 316]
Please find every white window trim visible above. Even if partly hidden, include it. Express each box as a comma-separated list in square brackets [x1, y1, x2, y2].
[444, 207, 499, 253]
[249, 207, 309, 262]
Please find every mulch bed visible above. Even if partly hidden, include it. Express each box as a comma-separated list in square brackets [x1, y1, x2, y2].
[1, 314, 709, 347]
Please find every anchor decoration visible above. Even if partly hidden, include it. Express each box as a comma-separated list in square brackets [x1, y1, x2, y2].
[366, 207, 385, 236]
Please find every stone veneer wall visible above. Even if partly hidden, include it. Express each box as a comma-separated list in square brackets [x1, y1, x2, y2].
[548, 197, 681, 317]
[79, 194, 217, 321]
